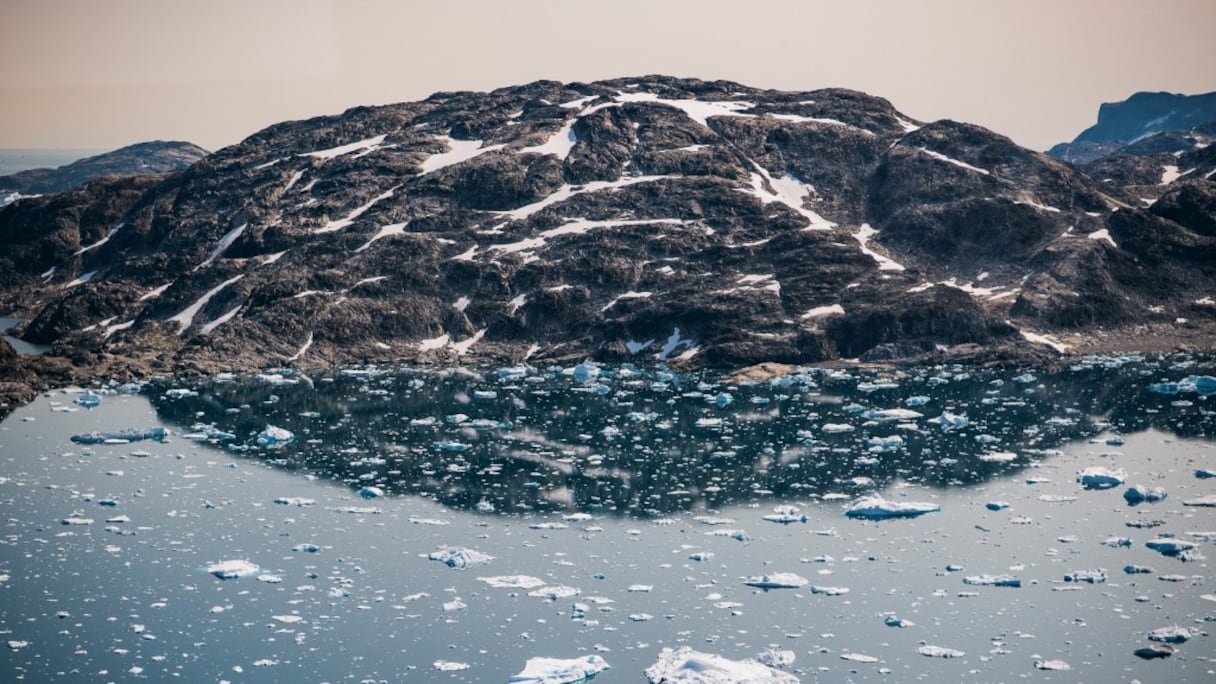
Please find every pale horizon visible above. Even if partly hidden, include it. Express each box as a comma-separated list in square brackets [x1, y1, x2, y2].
[2, 0, 1215, 154]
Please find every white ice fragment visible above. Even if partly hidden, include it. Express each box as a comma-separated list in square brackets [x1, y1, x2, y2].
[478, 575, 546, 589]
[509, 654, 609, 684]
[1034, 659, 1070, 671]
[427, 547, 493, 569]
[645, 647, 798, 683]
[743, 572, 808, 589]
[255, 425, 294, 449]
[845, 495, 939, 519]
[917, 645, 965, 658]
[963, 574, 1021, 588]
[1076, 466, 1126, 489]
[207, 559, 260, 579]
[1148, 626, 1191, 643]
[433, 660, 471, 672]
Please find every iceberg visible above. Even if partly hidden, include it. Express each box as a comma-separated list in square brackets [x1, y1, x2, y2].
[1147, 626, 1191, 643]
[1134, 644, 1175, 659]
[509, 655, 609, 684]
[74, 391, 102, 408]
[1183, 493, 1216, 507]
[845, 495, 940, 519]
[1123, 485, 1167, 504]
[1076, 467, 1126, 490]
[207, 559, 260, 579]
[255, 425, 294, 448]
[1063, 569, 1107, 584]
[70, 427, 169, 445]
[935, 411, 969, 431]
[962, 574, 1021, 588]
[862, 408, 923, 422]
[917, 645, 965, 658]
[1145, 538, 1197, 556]
[645, 647, 799, 684]
[743, 572, 808, 589]
[427, 547, 493, 569]
[358, 486, 384, 499]
[761, 505, 806, 524]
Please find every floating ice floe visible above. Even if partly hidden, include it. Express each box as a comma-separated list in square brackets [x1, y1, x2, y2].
[755, 649, 795, 668]
[986, 501, 1011, 511]
[845, 495, 940, 519]
[273, 497, 316, 506]
[743, 572, 808, 589]
[358, 486, 384, 499]
[1123, 485, 1167, 504]
[255, 425, 294, 449]
[74, 391, 102, 408]
[962, 574, 1021, 588]
[917, 645, 965, 658]
[1147, 626, 1191, 643]
[70, 427, 169, 445]
[1034, 659, 1070, 671]
[810, 585, 849, 596]
[1134, 644, 1175, 659]
[840, 652, 879, 663]
[1183, 494, 1216, 507]
[885, 615, 914, 628]
[207, 559, 260, 580]
[1145, 538, 1197, 556]
[645, 647, 799, 684]
[509, 654, 609, 684]
[936, 412, 969, 431]
[1147, 374, 1216, 395]
[1076, 467, 1126, 490]
[762, 505, 807, 524]
[1123, 564, 1154, 574]
[528, 585, 580, 599]
[478, 575, 546, 589]
[427, 547, 493, 569]
[433, 660, 470, 672]
[1063, 569, 1107, 584]
[862, 408, 923, 422]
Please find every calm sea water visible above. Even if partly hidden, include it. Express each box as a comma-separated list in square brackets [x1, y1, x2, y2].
[0, 149, 104, 176]
[0, 358, 1213, 682]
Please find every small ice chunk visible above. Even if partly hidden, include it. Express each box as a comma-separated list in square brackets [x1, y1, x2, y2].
[74, 391, 102, 408]
[207, 559, 260, 579]
[1134, 644, 1175, 659]
[743, 572, 808, 589]
[962, 575, 1021, 588]
[845, 495, 940, 519]
[528, 585, 580, 599]
[986, 501, 1010, 511]
[357, 486, 384, 499]
[1123, 485, 1167, 504]
[1034, 660, 1070, 671]
[1076, 466, 1126, 490]
[645, 647, 799, 684]
[427, 547, 493, 569]
[840, 652, 879, 663]
[479, 575, 546, 589]
[762, 505, 807, 524]
[1145, 538, 1196, 556]
[1183, 493, 1216, 507]
[917, 645, 965, 658]
[1147, 626, 1191, 643]
[1063, 569, 1107, 584]
[70, 427, 169, 445]
[255, 425, 294, 449]
[434, 660, 471, 672]
[810, 585, 850, 596]
[862, 408, 923, 421]
[273, 497, 316, 506]
[509, 655, 609, 684]
[936, 412, 969, 431]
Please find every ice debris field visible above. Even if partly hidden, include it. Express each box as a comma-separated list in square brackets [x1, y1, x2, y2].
[0, 354, 1214, 682]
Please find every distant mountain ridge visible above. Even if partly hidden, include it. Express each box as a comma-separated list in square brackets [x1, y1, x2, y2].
[0, 140, 208, 198]
[0, 76, 1213, 406]
[1049, 91, 1216, 164]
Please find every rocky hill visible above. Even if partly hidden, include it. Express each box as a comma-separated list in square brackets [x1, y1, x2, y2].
[0, 140, 208, 202]
[1, 76, 1214, 402]
[1048, 91, 1216, 164]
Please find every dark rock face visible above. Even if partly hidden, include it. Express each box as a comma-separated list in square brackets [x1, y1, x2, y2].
[1048, 92, 1216, 164]
[0, 76, 1213, 387]
[0, 141, 208, 200]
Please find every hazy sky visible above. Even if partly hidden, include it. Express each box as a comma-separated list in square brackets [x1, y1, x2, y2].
[2, 0, 1214, 152]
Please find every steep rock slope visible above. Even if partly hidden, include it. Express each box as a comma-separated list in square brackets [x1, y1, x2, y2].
[0, 76, 1213, 390]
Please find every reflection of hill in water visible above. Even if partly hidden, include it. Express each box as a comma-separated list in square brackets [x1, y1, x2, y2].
[147, 358, 1216, 516]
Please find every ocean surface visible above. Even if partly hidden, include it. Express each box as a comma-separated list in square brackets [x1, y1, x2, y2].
[0, 358, 1213, 682]
[0, 149, 104, 176]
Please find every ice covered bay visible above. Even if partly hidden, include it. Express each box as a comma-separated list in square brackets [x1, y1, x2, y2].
[0, 357, 1213, 681]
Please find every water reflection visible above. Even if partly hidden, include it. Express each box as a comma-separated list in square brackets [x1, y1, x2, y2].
[146, 357, 1216, 515]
